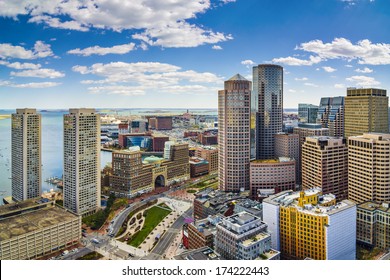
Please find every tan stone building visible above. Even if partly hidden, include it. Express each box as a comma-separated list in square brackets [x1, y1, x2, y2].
[348, 133, 390, 204]
[345, 88, 388, 139]
[195, 146, 218, 173]
[302, 136, 348, 201]
[0, 199, 81, 260]
[274, 133, 299, 183]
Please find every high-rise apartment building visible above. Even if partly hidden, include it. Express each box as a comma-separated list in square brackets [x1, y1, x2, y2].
[252, 64, 283, 159]
[274, 133, 300, 183]
[11, 108, 41, 201]
[63, 108, 101, 216]
[218, 74, 251, 192]
[298, 103, 318, 123]
[263, 188, 356, 260]
[348, 133, 390, 204]
[344, 88, 388, 139]
[302, 136, 348, 201]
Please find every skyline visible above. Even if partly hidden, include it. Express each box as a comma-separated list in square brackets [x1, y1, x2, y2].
[1, 0, 390, 109]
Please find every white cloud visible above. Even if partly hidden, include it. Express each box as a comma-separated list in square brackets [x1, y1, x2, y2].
[212, 45, 222, 50]
[73, 61, 223, 96]
[288, 89, 297, 93]
[67, 43, 136, 56]
[0, 0, 232, 48]
[0, 41, 53, 59]
[297, 37, 390, 65]
[345, 64, 353, 67]
[10, 68, 65, 79]
[221, 0, 236, 3]
[346, 75, 380, 86]
[334, 83, 345, 88]
[241, 60, 255, 65]
[10, 82, 62, 88]
[322, 66, 337, 72]
[272, 55, 321, 66]
[295, 77, 308, 81]
[304, 82, 319, 87]
[0, 61, 41, 69]
[355, 67, 373, 73]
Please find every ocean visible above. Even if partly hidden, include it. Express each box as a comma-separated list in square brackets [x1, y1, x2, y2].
[0, 108, 218, 204]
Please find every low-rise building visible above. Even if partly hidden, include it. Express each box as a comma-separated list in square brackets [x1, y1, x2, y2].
[0, 198, 81, 260]
[174, 247, 221, 260]
[190, 157, 209, 178]
[187, 215, 220, 249]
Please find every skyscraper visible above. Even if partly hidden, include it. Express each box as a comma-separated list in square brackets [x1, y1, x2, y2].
[11, 109, 41, 201]
[63, 108, 101, 216]
[302, 136, 348, 201]
[252, 64, 283, 159]
[348, 133, 390, 204]
[328, 96, 345, 137]
[218, 74, 251, 192]
[344, 88, 389, 139]
[317, 97, 332, 128]
[298, 103, 318, 123]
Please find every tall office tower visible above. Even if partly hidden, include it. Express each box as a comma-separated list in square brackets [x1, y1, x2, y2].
[345, 88, 389, 139]
[63, 108, 101, 216]
[328, 96, 345, 137]
[252, 64, 283, 159]
[298, 103, 318, 123]
[302, 136, 348, 201]
[274, 133, 300, 183]
[348, 133, 390, 204]
[218, 74, 251, 192]
[263, 188, 356, 260]
[317, 97, 332, 128]
[11, 109, 41, 201]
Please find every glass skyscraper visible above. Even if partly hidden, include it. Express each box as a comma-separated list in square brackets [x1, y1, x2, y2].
[252, 64, 283, 159]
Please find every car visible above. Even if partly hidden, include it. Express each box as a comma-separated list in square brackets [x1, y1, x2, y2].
[71, 248, 78, 253]
[91, 238, 100, 244]
[61, 250, 69, 256]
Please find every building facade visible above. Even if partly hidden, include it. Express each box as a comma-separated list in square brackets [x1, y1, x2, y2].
[348, 133, 390, 204]
[344, 88, 389, 139]
[63, 108, 101, 216]
[195, 146, 218, 173]
[250, 157, 295, 200]
[298, 103, 318, 123]
[11, 108, 41, 201]
[302, 136, 348, 201]
[274, 133, 300, 184]
[252, 64, 283, 159]
[263, 188, 356, 260]
[328, 96, 345, 137]
[218, 74, 251, 192]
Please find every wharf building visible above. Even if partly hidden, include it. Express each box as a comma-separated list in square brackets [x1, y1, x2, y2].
[263, 188, 356, 260]
[218, 74, 251, 192]
[0, 198, 80, 260]
[252, 64, 283, 160]
[344, 88, 388, 139]
[298, 103, 318, 123]
[249, 157, 295, 201]
[11, 108, 41, 202]
[348, 133, 390, 204]
[302, 136, 348, 201]
[110, 143, 190, 198]
[274, 133, 300, 184]
[215, 212, 280, 260]
[63, 108, 101, 216]
[356, 201, 390, 249]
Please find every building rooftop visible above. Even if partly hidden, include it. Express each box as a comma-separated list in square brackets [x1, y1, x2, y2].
[174, 247, 222, 260]
[241, 232, 270, 247]
[251, 157, 293, 164]
[228, 73, 248, 81]
[255, 249, 281, 260]
[191, 215, 220, 236]
[0, 203, 79, 241]
[358, 201, 390, 213]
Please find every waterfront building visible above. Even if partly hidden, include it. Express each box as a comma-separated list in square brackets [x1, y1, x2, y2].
[249, 157, 295, 200]
[298, 103, 318, 123]
[356, 201, 390, 249]
[0, 198, 80, 260]
[63, 108, 101, 216]
[344, 88, 388, 139]
[302, 136, 348, 201]
[263, 188, 356, 260]
[348, 133, 390, 204]
[218, 74, 251, 192]
[11, 108, 41, 201]
[252, 64, 283, 159]
[215, 212, 280, 260]
[274, 133, 300, 185]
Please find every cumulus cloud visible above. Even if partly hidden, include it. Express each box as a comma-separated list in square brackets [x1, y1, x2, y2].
[241, 60, 255, 65]
[73, 61, 223, 95]
[272, 55, 321, 66]
[212, 45, 222, 50]
[334, 83, 345, 88]
[0, 41, 53, 59]
[288, 89, 297, 93]
[0, 60, 41, 69]
[322, 66, 337, 72]
[0, 0, 232, 48]
[10, 82, 62, 88]
[355, 67, 373, 73]
[304, 82, 319, 87]
[346, 75, 380, 86]
[294, 77, 308, 81]
[67, 43, 136, 56]
[10, 68, 65, 79]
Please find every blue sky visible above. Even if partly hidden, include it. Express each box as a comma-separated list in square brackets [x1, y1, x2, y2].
[0, 0, 389, 109]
